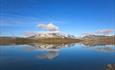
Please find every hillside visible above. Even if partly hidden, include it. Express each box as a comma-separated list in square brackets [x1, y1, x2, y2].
[0, 34, 115, 45]
[82, 35, 115, 46]
[0, 32, 81, 44]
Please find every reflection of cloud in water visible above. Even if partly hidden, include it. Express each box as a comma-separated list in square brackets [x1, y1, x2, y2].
[36, 50, 59, 60]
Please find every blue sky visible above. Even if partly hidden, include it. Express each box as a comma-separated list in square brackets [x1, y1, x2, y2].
[0, 0, 115, 36]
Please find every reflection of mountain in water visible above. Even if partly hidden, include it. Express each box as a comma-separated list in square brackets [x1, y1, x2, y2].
[29, 43, 75, 49]
[28, 42, 115, 52]
[0, 42, 114, 60]
[81, 43, 115, 52]
[27, 43, 76, 60]
[82, 45, 115, 52]
[82, 42, 115, 47]
[25, 43, 115, 60]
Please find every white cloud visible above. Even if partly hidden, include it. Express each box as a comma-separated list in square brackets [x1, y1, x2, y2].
[96, 29, 114, 35]
[37, 22, 59, 31]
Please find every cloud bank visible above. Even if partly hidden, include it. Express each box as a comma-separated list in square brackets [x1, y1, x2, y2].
[37, 22, 59, 31]
[96, 29, 114, 35]
[82, 29, 115, 36]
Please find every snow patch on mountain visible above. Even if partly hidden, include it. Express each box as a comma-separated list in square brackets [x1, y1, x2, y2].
[28, 31, 76, 39]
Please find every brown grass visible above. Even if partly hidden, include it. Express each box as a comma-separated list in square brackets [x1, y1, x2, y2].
[0, 37, 81, 44]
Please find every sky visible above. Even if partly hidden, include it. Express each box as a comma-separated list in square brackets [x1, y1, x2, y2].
[0, 0, 115, 36]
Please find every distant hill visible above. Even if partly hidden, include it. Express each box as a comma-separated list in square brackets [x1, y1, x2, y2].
[83, 35, 115, 39]
[82, 35, 115, 46]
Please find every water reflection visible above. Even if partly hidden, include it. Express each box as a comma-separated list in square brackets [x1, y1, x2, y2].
[82, 42, 115, 47]
[21, 42, 114, 60]
[0, 42, 115, 70]
[36, 50, 59, 60]
[81, 42, 115, 52]
[27, 43, 76, 60]
[26, 42, 115, 52]
[28, 43, 75, 49]
[0, 42, 115, 60]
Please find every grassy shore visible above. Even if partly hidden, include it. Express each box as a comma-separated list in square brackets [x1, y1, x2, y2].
[0, 36, 114, 45]
[0, 37, 81, 44]
[33, 38, 81, 44]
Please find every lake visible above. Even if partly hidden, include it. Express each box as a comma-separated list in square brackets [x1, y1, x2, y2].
[0, 43, 115, 70]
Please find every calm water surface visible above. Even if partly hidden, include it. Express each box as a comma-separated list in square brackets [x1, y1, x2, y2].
[0, 43, 115, 70]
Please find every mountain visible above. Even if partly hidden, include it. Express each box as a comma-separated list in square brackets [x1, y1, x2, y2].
[83, 35, 115, 39]
[82, 35, 115, 46]
[0, 32, 81, 44]
[28, 31, 76, 39]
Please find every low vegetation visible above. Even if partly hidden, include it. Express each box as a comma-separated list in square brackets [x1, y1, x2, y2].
[0, 35, 114, 45]
[82, 35, 115, 46]
[33, 38, 81, 44]
[0, 37, 81, 44]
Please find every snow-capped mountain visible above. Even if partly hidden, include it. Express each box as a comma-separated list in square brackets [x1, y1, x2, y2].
[28, 31, 76, 39]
